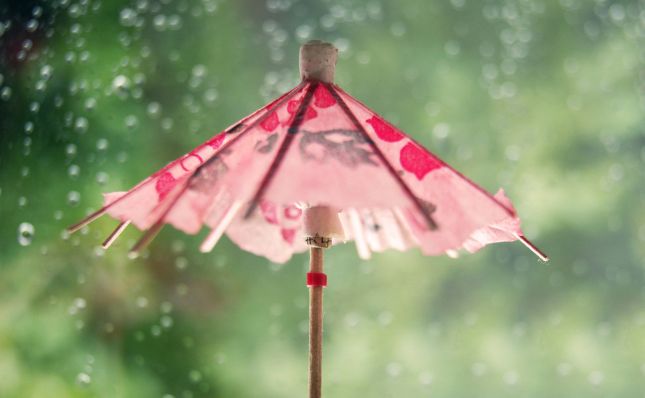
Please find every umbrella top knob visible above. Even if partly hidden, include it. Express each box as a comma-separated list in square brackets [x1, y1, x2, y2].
[300, 40, 338, 83]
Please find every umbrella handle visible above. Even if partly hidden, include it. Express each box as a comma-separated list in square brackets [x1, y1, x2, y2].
[308, 246, 325, 398]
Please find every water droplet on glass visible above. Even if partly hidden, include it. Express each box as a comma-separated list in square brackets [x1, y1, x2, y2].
[18, 223, 35, 246]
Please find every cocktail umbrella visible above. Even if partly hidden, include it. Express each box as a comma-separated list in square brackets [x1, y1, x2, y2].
[68, 40, 548, 398]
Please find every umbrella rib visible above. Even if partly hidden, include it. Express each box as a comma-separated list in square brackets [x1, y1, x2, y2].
[127, 84, 308, 254]
[244, 81, 319, 219]
[67, 82, 304, 233]
[331, 84, 516, 218]
[324, 83, 439, 231]
[331, 84, 549, 261]
[128, 177, 192, 256]
[66, 82, 306, 234]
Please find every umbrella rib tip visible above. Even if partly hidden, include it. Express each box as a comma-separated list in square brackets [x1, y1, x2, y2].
[516, 234, 550, 263]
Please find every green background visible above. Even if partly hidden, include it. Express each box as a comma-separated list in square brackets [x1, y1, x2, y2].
[1, 0, 644, 397]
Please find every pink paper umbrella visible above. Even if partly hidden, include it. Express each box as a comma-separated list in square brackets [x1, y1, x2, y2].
[68, 40, 548, 398]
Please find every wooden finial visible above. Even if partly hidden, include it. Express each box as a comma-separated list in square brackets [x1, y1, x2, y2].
[300, 40, 338, 83]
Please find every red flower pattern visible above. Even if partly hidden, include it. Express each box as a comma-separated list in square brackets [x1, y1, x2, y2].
[400, 142, 443, 180]
[366, 116, 404, 142]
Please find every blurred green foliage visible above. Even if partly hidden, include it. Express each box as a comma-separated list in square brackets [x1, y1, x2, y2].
[1, 0, 644, 397]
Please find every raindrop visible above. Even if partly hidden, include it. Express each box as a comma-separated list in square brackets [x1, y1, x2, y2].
[67, 191, 81, 206]
[74, 297, 87, 309]
[503, 370, 519, 385]
[125, 115, 138, 129]
[96, 172, 109, 185]
[433, 123, 450, 139]
[75, 117, 89, 133]
[24, 121, 34, 134]
[167, 15, 182, 30]
[18, 223, 35, 246]
[608, 4, 625, 22]
[160, 301, 173, 314]
[68, 164, 81, 178]
[192, 64, 207, 78]
[147, 102, 161, 118]
[76, 372, 91, 386]
[505, 145, 521, 161]
[175, 257, 188, 270]
[390, 22, 406, 37]
[40, 65, 53, 80]
[386, 362, 402, 377]
[151, 325, 162, 336]
[26, 19, 39, 32]
[136, 296, 148, 308]
[161, 118, 173, 131]
[84, 97, 97, 110]
[66, 143, 77, 157]
[153, 14, 167, 31]
[418, 371, 433, 385]
[189, 370, 202, 383]
[472, 362, 487, 376]
[588, 370, 604, 385]
[445, 40, 461, 56]
[556, 362, 572, 376]
[295, 24, 313, 40]
[377, 311, 393, 326]
[96, 138, 108, 150]
[203, 89, 218, 103]
[1, 86, 12, 101]
[119, 8, 138, 27]
[112, 75, 130, 91]
[160, 315, 173, 328]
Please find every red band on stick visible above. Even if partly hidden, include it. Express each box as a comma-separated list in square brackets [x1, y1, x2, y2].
[307, 272, 327, 287]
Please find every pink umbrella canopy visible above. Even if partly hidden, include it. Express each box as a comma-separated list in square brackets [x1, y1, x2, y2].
[68, 41, 547, 264]
[69, 40, 548, 398]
